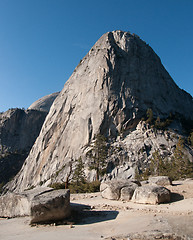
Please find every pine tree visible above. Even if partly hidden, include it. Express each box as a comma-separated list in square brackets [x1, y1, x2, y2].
[71, 157, 85, 185]
[86, 134, 108, 181]
[150, 150, 166, 176]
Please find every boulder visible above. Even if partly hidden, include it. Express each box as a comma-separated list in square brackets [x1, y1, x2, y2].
[30, 189, 70, 224]
[0, 187, 52, 218]
[0, 187, 71, 223]
[100, 179, 141, 200]
[148, 176, 172, 186]
[0, 192, 30, 217]
[131, 185, 171, 204]
[120, 183, 139, 201]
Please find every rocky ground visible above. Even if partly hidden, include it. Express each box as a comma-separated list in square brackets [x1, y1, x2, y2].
[0, 179, 193, 240]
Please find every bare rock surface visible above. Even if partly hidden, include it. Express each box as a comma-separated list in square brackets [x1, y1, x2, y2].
[148, 176, 172, 186]
[5, 30, 193, 192]
[131, 185, 171, 204]
[0, 187, 53, 218]
[31, 189, 70, 224]
[28, 92, 60, 112]
[100, 179, 140, 200]
[0, 92, 59, 185]
[0, 108, 47, 184]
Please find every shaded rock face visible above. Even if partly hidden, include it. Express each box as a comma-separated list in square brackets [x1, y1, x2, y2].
[0, 109, 47, 152]
[0, 109, 47, 184]
[31, 189, 70, 224]
[0, 93, 58, 185]
[6, 30, 193, 192]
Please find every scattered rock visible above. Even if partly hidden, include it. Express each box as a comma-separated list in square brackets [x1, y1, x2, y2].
[131, 185, 171, 204]
[148, 176, 172, 186]
[120, 183, 139, 201]
[100, 179, 141, 200]
[105, 231, 188, 240]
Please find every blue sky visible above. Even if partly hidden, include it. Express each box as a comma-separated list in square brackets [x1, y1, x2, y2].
[0, 0, 192, 112]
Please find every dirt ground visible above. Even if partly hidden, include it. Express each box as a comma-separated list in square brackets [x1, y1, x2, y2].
[0, 179, 193, 240]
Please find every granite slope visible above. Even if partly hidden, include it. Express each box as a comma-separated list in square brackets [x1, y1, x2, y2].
[6, 30, 193, 192]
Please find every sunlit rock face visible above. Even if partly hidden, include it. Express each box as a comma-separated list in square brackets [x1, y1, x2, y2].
[6, 30, 193, 192]
[28, 92, 60, 112]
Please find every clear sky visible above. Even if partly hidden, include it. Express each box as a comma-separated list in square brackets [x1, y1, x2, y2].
[0, 0, 192, 112]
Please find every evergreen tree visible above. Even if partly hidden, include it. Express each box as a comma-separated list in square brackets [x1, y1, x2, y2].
[86, 134, 108, 181]
[71, 157, 86, 185]
[150, 150, 166, 176]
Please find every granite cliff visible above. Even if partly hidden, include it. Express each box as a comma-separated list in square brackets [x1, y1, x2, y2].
[0, 92, 59, 185]
[5, 30, 193, 192]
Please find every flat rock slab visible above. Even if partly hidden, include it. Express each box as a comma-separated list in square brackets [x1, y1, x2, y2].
[100, 179, 141, 200]
[148, 176, 172, 186]
[31, 189, 70, 224]
[131, 185, 171, 204]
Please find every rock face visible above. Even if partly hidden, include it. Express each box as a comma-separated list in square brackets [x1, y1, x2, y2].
[5, 30, 193, 192]
[31, 189, 70, 224]
[0, 109, 47, 184]
[100, 179, 141, 200]
[0, 93, 58, 185]
[131, 185, 171, 204]
[28, 92, 60, 112]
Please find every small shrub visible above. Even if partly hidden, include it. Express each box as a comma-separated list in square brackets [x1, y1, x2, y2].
[49, 182, 66, 189]
[135, 140, 193, 181]
[69, 180, 100, 193]
[49, 180, 100, 194]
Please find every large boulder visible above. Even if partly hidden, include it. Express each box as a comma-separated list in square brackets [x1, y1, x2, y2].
[0, 187, 71, 223]
[120, 184, 139, 201]
[31, 189, 70, 224]
[131, 185, 171, 204]
[148, 176, 172, 186]
[0, 187, 52, 218]
[0, 192, 30, 217]
[100, 179, 141, 200]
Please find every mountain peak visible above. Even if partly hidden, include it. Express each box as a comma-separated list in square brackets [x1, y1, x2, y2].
[5, 31, 193, 192]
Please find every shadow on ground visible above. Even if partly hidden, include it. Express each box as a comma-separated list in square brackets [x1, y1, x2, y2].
[70, 203, 119, 225]
[170, 192, 184, 203]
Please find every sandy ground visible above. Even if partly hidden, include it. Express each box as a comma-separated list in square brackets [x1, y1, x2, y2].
[0, 179, 193, 240]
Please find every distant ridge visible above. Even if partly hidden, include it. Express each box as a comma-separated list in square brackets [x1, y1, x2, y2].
[28, 92, 60, 112]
